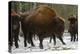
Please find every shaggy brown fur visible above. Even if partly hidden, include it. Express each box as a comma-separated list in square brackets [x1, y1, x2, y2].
[68, 16, 78, 42]
[21, 5, 66, 49]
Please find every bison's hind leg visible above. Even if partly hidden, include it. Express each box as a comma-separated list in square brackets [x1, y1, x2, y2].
[49, 36, 52, 43]
[38, 34, 44, 49]
[58, 35, 66, 45]
[73, 34, 76, 42]
[76, 34, 78, 41]
[71, 34, 73, 42]
[70, 34, 75, 42]
[52, 34, 56, 45]
[39, 38, 43, 49]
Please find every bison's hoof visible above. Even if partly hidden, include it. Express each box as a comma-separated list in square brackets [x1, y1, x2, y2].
[40, 47, 43, 49]
[8, 50, 11, 53]
[63, 43, 66, 45]
[40, 46, 43, 49]
[32, 44, 35, 47]
[76, 39, 78, 41]
[24, 44, 27, 47]
[54, 43, 56, 45]
[16, 46, 19, 48]
[71, 39, 73, 42]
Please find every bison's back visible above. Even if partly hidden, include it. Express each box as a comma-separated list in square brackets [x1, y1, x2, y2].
[35, 5, 57, 17]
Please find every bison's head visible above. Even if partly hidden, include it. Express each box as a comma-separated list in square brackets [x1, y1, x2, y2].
[18, 12, 31, 21]
[68, 16, 77, 24]
[11, 9, 21, 22]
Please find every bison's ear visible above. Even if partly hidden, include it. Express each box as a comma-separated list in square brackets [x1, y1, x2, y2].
[68, 18, 71, 21]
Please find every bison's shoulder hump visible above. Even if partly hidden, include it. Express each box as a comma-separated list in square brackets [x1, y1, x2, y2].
[34, 5, 57, 17]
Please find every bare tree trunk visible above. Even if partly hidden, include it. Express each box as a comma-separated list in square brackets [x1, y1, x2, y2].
[33, 2, 37, 9]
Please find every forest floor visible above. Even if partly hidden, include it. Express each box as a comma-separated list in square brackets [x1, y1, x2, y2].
[11, 30, 78, 53]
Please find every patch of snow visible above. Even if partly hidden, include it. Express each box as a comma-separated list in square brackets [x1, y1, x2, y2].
[11, 32, 78, 53]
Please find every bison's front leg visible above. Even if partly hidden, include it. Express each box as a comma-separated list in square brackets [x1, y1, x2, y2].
[73, 34, 76, 42]
[52, 34, 56, 45]
[24, 33, 27, 47]
[14, 34, 19, 48]
[39, 36, 43, 49]
[8, 35, 13, 53]
[28, 32, 35, 47]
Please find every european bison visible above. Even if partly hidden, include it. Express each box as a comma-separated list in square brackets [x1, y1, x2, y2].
[49, 17, 65, 43]
[68, 16, 78, 42]
[22, 5, 66, 49]
[9, 10, 20, 52]
[19, 12, 35, 47]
